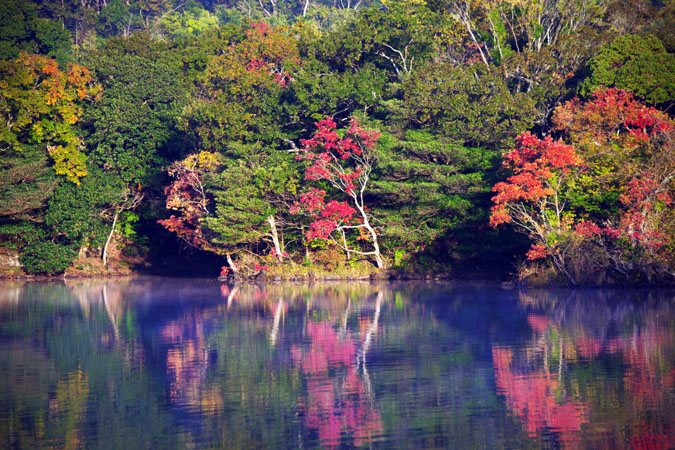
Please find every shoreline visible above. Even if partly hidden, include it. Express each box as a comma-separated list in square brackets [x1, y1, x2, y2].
[0, 266, 502, 284]
[2, 271, 674, 288]
[0, 271, 457, 282]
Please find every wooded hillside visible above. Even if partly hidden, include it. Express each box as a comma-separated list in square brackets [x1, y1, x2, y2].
[1, 0, 674, 285]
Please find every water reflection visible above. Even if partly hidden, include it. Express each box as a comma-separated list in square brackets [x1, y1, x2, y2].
[292, 292, 383, 447]
[494, 289, 675, 448]
[492, 321, 589, 444]
[0, 280, 673, 448]
[160, 311, 208, 408]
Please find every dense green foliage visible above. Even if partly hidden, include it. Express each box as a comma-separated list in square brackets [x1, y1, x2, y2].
[1, 0, 674, 283]
[19, 240, 77, 274]
[0, 0, 73, 65]
[579, 34, 675, 107]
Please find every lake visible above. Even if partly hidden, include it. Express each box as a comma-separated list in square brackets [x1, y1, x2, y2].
[0, 279, 673, 449]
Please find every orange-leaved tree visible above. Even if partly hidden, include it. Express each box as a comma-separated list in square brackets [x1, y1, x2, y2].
[490, 132, 582, 284]
[0, 53, 101, 184]
[0, 53, 101, 227]
[493, 90, 675, 285]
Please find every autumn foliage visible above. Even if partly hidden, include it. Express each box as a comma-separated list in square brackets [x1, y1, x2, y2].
[490, 132, 582, 279]
[490, 132, 581, 227]
[158, 151, 220, 252]
[292, 188, 357, 240]
[244, 21, 295, 87]
[4, 4, 675, 283]
[553, 88, 672, 166]
[494, 89, 675, 284]
[296, 117, 380, 194]
[0, 53, 101, 184]
[292, 117, 385, 268]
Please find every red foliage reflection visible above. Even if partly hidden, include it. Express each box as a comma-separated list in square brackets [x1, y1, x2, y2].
[492, 346, 588, 443]
[527, 314, 551, 334]
[608, 329, 675, 449]
[159, 312, 208, 407]
[495, 309, 675, 448]
[292, 320, 382, 447]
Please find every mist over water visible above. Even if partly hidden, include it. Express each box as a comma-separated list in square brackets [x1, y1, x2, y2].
[1, 279, 674, 448]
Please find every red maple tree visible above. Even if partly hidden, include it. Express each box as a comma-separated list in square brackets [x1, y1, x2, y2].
[291, 117, 385, 269]
[490, 132, 583, 283]
[552, 88, 675, 283]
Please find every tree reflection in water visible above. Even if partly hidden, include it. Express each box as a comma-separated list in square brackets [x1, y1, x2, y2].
[492, 342, 589, 444]
[493, 289, 675, 448]
[2, 280, 674, 449]
[292, 292, 383, 447]
[160, 311, 208, 407]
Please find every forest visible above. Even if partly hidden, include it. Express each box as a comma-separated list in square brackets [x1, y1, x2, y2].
[0, 0, 674, 285]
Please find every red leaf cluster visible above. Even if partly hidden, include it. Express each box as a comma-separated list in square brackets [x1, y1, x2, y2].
[616, 176, 672, 249]
[253, 264, 270, 272]
[248, 21, 270, 36]
[291, 188, 357, 240]
[574, 220, 603, 238]
[573, 176, 672, 251]
[490, 132, 581, 227]
[526, 244, 551, 260]
[298, 117, 379, 193]
[292, 117, 380, 242]
[554, 88, 672, 147]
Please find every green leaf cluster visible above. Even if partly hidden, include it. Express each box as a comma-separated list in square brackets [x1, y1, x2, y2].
[579, 34, 675, 106]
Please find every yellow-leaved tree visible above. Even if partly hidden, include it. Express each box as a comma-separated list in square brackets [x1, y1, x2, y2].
[0, 53, 101, 201]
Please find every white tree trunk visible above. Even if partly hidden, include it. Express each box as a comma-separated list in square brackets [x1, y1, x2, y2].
[302, 226, 311, 262]
[341, 229, 351, 261]
[356, 204, 384, 269]
[267, 215, 284, 260]
[226, 252, 239, 274]
[102, 210, 120, 267]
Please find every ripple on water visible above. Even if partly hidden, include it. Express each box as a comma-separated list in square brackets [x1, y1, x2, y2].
[0, 280, 673, 448]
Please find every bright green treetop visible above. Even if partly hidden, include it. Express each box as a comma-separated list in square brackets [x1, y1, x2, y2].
[579, 34, 675, 106]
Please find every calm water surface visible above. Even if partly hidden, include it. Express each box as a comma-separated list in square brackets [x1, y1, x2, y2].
[0, 279, 673, 449]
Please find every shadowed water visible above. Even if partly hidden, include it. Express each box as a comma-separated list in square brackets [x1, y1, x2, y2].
[0, 279, 673, 449]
